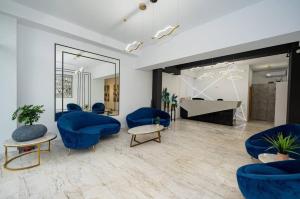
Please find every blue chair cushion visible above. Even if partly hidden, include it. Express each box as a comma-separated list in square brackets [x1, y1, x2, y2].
[237, 160, 300, 199]
[244, 164, 288, 175]
[126, 107, 171, 128]
[249, 138, 269, 147]
[98, 123, 120, 136]
[57, 112, 121, 149]
[79, 126, 102, 135]
[245, 124, 300, 159]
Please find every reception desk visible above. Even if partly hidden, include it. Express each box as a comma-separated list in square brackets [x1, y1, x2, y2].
[180, 100, 241, 126]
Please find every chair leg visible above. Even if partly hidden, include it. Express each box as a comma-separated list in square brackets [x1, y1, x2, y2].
[67, 148, 71, 156]
[92, 145, 96, 152]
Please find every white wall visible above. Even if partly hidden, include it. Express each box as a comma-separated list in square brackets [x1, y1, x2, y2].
[275, 82, 288, 126]
[17, 23, 152, 135]
[0, 14, 17, 146]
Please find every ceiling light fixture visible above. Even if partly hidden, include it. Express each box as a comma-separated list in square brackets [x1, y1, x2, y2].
[152, 25, 180, 39]
[139, 3, 147, 11]
[125, 41, 143, 53]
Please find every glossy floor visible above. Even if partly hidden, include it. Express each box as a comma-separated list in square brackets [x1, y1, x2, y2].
[0, 120, 272, 199]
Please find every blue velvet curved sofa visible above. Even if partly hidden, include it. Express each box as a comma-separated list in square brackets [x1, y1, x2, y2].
[67, 103, 82, 111]
[92, 103, 105, 114]
[57, 111, 120, 149]
[126, 107, 170, 128]
[245, 124, 300, 159]
[237, 160, 300, 199]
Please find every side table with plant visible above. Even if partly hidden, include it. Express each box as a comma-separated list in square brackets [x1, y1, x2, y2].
[12, 105, 46, 143]
[264, 132, 300, 160]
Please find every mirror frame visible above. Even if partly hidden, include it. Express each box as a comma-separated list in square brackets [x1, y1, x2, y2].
[54, 43, 120, 120]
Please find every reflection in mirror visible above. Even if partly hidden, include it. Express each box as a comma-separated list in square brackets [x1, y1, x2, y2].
[55, 44, 120, 121]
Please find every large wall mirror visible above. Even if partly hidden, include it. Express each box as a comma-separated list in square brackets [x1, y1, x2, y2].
[55, 44, 120, 120]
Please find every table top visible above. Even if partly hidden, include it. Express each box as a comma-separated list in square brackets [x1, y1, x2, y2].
[128, 125, 164, 135]
[258, 153, 294, 163]
[3, 132, 57, 147]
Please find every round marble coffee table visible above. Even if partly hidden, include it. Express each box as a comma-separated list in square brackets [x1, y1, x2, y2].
[3, 132, 57, 171]
[258, 153, 294, 163]
[128, 125, 164, 147]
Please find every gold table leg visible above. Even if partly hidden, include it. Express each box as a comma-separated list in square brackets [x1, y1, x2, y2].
[3, 143, 49, 171]
[130, 131, 161, 147]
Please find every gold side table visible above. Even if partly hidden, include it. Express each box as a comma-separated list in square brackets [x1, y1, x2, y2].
[3, 132, 57, 171]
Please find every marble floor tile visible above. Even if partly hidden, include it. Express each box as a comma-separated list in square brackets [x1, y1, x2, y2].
[0, 119, 272, 199]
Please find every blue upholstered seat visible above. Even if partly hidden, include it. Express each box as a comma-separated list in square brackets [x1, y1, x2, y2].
[245, 124, 300, 159]
[57, 111, 120, 149]
[92, 103, 105, 114]
[126, 107, 170, 128]
[236, 160, 300, 199]
[67, 103, 82, 111]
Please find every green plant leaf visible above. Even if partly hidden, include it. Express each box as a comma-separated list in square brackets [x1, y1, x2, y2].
[264, 132, 300, 155]
[12, 105, 45, 125]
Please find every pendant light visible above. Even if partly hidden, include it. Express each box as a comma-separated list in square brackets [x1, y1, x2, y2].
[152, 0, 180, 40]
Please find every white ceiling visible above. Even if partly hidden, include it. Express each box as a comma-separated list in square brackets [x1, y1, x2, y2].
[13, 0, 262, 43]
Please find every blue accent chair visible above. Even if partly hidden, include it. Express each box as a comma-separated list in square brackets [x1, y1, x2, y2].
[57, 111, 120, 149]
[245, 124, 300, 159]
[55, 111, 72, 121]
[237, 160, 300, 199]
[126, 107, 170, 128]
[92, 103, 105, 114]
[67, 103, 82, 111]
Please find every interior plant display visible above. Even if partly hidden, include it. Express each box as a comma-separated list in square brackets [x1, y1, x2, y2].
[162, 88, 168, 111]
[12, 105, 47, 142]
[264, 132, 300, 160]
[162, 88, 171, 112]
[84, 104, 90, 111]
[166, 91, 170, 112]
[154, 116, 160, 126]
[171, 94, 178, 121]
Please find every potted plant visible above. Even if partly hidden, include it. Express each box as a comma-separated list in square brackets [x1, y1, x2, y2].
[171, 94, 178, 121]
[154, 116, 160, 127]
[162, 88, 168, 111]
[165, 91, 170, 112]
[12, 105, 46, 142]
[264, 132, 300, 161]
[84, 104, 89, 111]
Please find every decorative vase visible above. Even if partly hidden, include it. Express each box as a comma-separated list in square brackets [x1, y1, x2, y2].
[276, 153, 289, 161]
[12, 124, 47, 142]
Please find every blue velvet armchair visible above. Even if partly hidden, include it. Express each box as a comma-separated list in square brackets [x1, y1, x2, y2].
[67, 103, 82, 111]
[237, 160, 300, 199]
[57, 111, 120, 149]
[126, 107, 170, 128]
[92, 103, 105, 114]
[245, 124, 300, 159]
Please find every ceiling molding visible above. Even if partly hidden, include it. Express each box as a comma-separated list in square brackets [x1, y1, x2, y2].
[0, 0, 130, 53]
